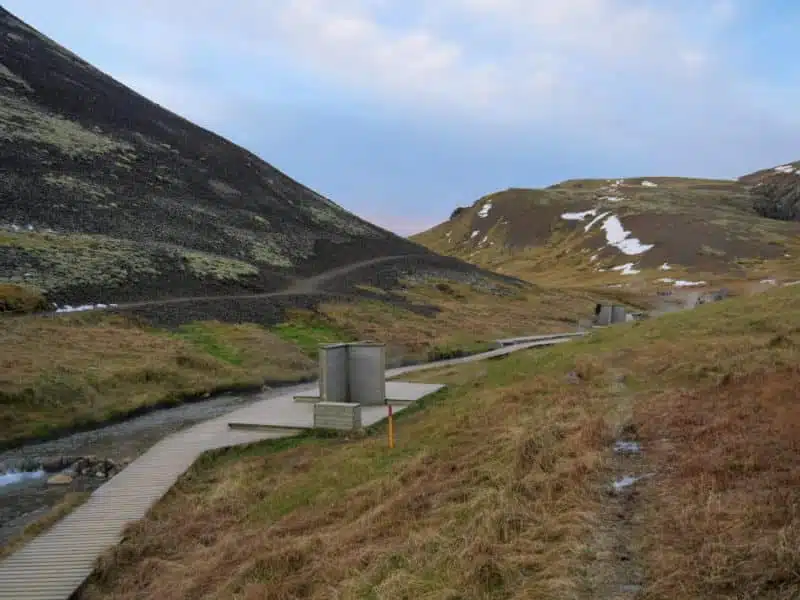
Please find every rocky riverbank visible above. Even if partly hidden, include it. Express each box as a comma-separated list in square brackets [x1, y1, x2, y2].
[0, 382, 316, 552]
[4, 455, 129, 484]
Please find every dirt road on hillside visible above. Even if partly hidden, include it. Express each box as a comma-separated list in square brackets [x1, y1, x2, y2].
[106, 254, 433, 311]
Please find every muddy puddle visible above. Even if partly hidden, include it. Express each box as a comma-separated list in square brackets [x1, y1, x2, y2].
[0, 381, 315, 549]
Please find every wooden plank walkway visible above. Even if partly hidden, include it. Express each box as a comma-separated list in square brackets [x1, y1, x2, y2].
[0, 333, 583, 599]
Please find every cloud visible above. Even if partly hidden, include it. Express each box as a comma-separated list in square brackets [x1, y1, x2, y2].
[12, 0, 741, 126]
[4, 0, 800, 184]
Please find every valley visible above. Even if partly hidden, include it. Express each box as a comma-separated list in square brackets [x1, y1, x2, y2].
[1, 4, 799, 599]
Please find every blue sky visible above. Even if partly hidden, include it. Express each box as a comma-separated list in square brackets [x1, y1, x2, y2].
[4, 0, 800, 235]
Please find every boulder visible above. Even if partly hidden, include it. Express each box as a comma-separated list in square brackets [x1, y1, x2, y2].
[47, 473, 73, 485]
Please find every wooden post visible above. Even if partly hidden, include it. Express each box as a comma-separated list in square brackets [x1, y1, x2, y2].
[387, 404, 394, 449]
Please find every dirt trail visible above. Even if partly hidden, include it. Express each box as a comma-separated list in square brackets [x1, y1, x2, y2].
[585, 371, 650, 599]
[113, 254, 429, 310]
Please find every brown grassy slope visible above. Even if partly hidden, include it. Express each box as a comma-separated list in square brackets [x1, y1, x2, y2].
[412, 178, 800, 287]
[0, 283, 49, 313]
[318, 278, 599, 355]
[78, 285, 800, 599]
[0, 314, 316, 447]
[0, 280, 603, 448]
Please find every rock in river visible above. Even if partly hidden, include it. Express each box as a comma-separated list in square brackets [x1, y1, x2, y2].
[47, 473, 73, 485]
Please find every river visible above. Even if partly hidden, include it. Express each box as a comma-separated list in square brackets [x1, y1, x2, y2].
[0, 381, 315, 548]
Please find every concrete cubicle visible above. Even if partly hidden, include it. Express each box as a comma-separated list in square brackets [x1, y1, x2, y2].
[313, 342, 387, 430]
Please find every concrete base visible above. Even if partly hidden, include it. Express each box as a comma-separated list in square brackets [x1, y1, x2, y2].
[313, 402, 362, 430]
[229, 381, 445, 431]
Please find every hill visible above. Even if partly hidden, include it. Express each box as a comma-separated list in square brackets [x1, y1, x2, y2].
[742, 160, 800, 222]
[0, 6, 444, 308]
[78, 284, 800, 600]
[413, 174, 800, 288]
[0, 7, 628, 450]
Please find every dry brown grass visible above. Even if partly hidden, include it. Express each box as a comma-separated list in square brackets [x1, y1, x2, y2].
[320, 281, 594, 358]
[0, 492, 90, 560]
[0, 283, 49, 313]
[81, 354, 618, 600]
[0, 314, 315, 447]
[0, 279, 597, 448]
[75, 285, 800, 599]
[635, 366, 800, 600]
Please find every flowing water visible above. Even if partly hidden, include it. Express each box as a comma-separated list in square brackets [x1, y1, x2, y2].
[0, 382, 315, 548]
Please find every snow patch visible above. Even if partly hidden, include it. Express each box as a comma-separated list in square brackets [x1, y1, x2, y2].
[584, 211, 611, 232]
[774, 164, 795, 173]
[601, 215, 654, 255]
[658, 278, 706, 288]
[673, 280, 706, 288]
[760, 278, 777, 285]
[478, 202, 493, 218]
[611, 262, 640, 275]
[561, 209, 597, 221]
[614, 441, 641, 454]
[659, 263, 671, 271]
[602, 195, 623, 202]
[590, 254, 599, 262]
[55, 303, 118, 314]
[470, 230, 479, 239]
[613, 473, 654, 491]
[641, 180, 658, 187]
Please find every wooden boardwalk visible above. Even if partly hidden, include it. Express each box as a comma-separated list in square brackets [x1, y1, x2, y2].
[0, 334, 582, 599]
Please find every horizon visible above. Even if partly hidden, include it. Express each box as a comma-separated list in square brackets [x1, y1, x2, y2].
[3, 1, 799, 236]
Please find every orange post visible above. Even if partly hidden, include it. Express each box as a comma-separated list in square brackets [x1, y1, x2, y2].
[387, 403, 394, 449]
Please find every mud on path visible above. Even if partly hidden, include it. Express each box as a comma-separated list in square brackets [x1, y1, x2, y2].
[0, 381, 314, 549]
[584, 372, 651, 599]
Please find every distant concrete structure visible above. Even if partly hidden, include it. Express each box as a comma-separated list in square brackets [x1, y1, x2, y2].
[594, 303, 627, 326]
[684, 291, 702, 308]
[317, 342, 387, 406]
[698, 288, 729, 305]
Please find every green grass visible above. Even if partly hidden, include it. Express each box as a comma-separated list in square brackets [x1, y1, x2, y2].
[272, 313, 356, 358]
[174, 323, 244, 366]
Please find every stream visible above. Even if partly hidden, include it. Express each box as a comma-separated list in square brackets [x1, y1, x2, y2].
[0, 381, 315, 549]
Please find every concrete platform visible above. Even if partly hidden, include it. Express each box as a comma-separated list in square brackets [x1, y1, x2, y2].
[228, 381, 445, 430]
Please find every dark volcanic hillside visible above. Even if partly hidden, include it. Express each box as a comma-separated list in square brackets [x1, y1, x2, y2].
[0, 7, 436, 305]
[740, 160, 800, 222]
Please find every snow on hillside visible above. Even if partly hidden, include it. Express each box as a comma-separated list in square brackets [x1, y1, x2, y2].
[773, 164, 800, 175]
[559, 178, 654, 271]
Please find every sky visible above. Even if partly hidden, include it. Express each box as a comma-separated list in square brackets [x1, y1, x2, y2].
[3, 0, 800, 236]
